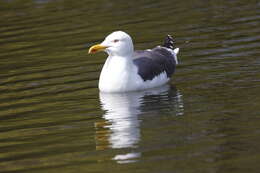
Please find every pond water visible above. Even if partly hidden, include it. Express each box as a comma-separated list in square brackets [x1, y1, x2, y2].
[0, 0, 260, 172]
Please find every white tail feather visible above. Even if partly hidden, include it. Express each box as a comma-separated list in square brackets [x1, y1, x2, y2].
[173, 48, 179, 65]
[174, 48, 179, 55]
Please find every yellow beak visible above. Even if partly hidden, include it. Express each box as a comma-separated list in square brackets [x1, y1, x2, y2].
[88, 44, 107, 54]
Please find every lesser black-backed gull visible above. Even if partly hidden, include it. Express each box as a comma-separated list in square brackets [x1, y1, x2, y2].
[88, 31, 179, 92]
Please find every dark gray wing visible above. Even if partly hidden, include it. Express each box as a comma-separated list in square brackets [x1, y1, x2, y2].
[133, 46, 177, 81]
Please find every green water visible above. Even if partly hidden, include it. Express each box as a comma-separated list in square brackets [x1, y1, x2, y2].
[0, 0, 260, 172]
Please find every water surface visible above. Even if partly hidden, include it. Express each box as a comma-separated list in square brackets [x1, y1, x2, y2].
[0, 0, 260, 172]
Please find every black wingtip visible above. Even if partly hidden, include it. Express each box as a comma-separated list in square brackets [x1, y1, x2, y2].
[163, 35, 175, 50]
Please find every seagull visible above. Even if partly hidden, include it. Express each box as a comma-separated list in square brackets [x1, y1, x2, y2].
[88, 31, 179, 93]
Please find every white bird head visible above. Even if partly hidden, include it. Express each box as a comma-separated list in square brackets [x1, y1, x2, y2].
[89, 31, 134, 57]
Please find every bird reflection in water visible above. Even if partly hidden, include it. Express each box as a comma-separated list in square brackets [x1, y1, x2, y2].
[95, 85, 184, 163]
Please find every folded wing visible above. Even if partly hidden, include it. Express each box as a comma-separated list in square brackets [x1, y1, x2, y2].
[133, 46, 178, 81]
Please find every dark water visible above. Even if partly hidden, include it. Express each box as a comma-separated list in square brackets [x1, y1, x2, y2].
[1, 0, 260, 172]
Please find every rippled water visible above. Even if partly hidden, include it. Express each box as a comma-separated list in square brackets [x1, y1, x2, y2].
[1, 0, 260, 172]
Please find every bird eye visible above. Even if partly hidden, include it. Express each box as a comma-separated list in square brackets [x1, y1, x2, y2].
[113, 39, 119, 43]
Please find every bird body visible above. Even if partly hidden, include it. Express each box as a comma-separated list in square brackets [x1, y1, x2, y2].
[88, 31, 179, 93]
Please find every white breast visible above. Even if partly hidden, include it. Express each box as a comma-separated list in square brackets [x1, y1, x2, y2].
[99, 56, 141, 92]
